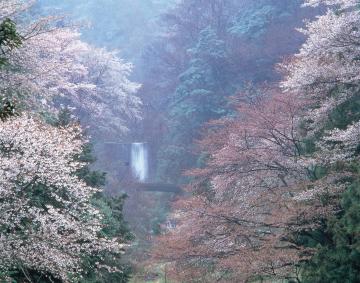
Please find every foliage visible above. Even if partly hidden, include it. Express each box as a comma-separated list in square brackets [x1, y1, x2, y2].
[0, 1, 142, 138]
[80, 194, 133, 283]
[0, 115, 125, 282]
[153, 90, 312, 282]
[228, 0, 299, 39]
[11, 1, 360, 282]
[302, 180, 360, 283]
[0, 99, 17, 121]
[0, 18, 22, 65]
[157, 26, 230, 183]
[33, 2, 317, 273]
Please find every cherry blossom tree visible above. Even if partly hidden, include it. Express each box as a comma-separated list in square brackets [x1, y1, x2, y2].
[153, 89, 356, 282]
[0, 1, 141, 137]
[152, 90, 312, 282]
[0, 114, 125, 282]
[280, 0, 360, 132]
[2, 27, 141, 135]
[69, 47, 142, 138]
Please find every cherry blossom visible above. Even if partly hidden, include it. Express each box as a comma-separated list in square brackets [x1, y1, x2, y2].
[0, 115, 124, 281]
[0, 1, 141, 136]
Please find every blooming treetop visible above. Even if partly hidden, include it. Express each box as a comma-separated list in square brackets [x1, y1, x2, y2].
[75, 46, 142, 136]
[0, 1, 142, 136]
[281, 0, 360, 149]
[303, 0, 359, 8]
[281, 1, 360, 95]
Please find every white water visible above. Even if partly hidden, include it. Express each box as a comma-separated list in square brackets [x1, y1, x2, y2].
[131, 142, 148, 182]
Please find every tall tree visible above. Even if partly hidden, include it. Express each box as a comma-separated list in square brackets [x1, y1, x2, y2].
[0, 115, 125, 282]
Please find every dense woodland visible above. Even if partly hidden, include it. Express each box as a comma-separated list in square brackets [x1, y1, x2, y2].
[0, 0, 359, 282]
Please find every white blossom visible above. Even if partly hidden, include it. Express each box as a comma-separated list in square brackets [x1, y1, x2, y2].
[316, 120, 360, 164]
[0, 115, 124, 281]
[303, 0, 359, 9]
[0, 4, 141, 136]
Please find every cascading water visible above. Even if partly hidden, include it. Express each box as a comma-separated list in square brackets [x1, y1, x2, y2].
[131, 142, 148, 182]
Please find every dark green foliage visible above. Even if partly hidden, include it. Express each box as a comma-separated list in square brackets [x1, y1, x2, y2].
[0, 99, 17, 121]
[53, 108, 75, 128]
[79, 168, 133, 282]
[9, 269, 62, 283]
[76, 145, 133, 282]
[156, 145, 192, 183]
[229, 3, 278, 38]
[157, 26, 231, 183]
[302, 181, 360, 283]
[80, 263, 132, 283]
[326, 90, 360, 130]
[0, 19, 21, 121]
[0, 18, 22, 66]
[81, 195, 133, 283]
[76, 144, 107, 188]
[95, 195, 133, 240]
[52, 109, 107, 189]
[189, 27, 226, 60]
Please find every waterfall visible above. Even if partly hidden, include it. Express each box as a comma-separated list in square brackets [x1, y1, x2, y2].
[131, 142, 148, 182]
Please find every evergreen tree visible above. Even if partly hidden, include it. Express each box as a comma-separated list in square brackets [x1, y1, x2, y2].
[0, 18, 22, 65]
[157, 27, 230, 182]
[303, 180, 360, 283]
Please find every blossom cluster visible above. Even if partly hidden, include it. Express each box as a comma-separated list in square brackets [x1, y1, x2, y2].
[0, 115, 124, 281]
[0, 1, 141, 137]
